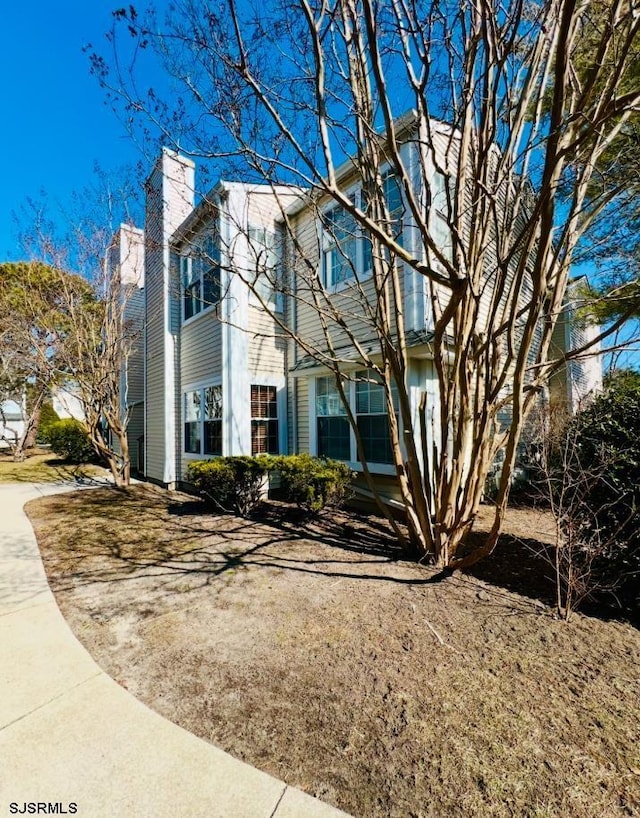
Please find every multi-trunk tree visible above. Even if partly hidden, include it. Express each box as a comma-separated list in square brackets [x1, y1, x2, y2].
[14, 181, 144, 485]
[96, 0, 640, 566]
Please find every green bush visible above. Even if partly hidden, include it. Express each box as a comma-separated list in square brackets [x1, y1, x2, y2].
[562, 378, 640, 614]
[271, 453, 353, 513]
[187, 456, 270, 516]
[46, 419, 95, 463]
[36, 402, 60, 444]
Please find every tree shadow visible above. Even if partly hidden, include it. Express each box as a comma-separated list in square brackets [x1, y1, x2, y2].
[465, 530, 640, 629]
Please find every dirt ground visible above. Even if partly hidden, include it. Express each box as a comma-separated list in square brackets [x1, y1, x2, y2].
[27, 485, 640, 818]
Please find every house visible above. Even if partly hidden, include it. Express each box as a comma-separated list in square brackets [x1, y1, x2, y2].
[108, 223, 145, 472]
[0, 399, 25, 448]
[116, 125, 602, 494]
[139, 150, 299, 487]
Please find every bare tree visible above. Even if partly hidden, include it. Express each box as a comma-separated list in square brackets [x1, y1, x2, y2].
[95, 0, 640, 565]
[16, 176, 144, 486]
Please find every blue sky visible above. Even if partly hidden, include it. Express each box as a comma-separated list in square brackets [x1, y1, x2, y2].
[0, 2, 145, 260]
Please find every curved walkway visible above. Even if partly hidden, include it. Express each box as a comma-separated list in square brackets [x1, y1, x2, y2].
[0, 482, 351, 818]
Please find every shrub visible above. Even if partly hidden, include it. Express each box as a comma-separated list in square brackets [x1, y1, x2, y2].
[47, 419, 95, 463]
[36, 402, 60, 444]
[271, 453, 353, 513]
[534, 374, 640, 618]
[187, 456, 270, 516]
[563, 379, 640, 614]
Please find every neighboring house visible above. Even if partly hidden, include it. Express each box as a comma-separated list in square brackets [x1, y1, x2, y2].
[549, 281, 603, 412]
[0, 399, 25, 448]
[115, 126, 602, 492]
[51, 384, 85, 423]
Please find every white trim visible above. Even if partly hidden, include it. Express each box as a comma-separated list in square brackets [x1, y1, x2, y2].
[181, 382, 224, 458]
[181, 302, 217, 329]
[182, 376, 223, 393]
[308, 377, 317, 456]
[277, 386, 287, 455]
[221, 188, 250, 456]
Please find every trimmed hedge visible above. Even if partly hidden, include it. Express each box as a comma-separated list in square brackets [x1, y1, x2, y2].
[46, 419, 95, 463]
[187, 456, 270, 516]
[187, 453, 354, 516]
[270, 453, 353, 513]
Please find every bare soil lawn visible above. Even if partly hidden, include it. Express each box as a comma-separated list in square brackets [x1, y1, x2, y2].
[27, 485, 640, 818]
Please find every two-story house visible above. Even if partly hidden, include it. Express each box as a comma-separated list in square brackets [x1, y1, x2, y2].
[119, 123, 601, 495]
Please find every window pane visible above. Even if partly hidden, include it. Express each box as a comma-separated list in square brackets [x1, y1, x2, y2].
[251, 385, 277, 418]
[251, 419, 278, 455]
[203, 265, 220, 307]
[204, 420, 222, 455]
[357, 415, 394, 464]
[316, 377, 347, 416]
[185, 391, 201, 422]
[184, 281, 201, 319]
[185, 422, 200, 454]
[317, 416, 350, 460]
[204, 386, 222, 420]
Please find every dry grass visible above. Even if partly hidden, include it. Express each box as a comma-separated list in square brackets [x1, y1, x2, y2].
[27, 485, 640, 818]
[0, 450, 105, 483]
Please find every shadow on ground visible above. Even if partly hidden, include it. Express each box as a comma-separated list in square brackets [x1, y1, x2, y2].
[26, 484, 638, 628]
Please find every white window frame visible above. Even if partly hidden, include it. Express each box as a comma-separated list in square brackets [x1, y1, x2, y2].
[181, 231, 222, 325]
[183, 380, 223, 459]
[321, 173, 405, 292]
[308, 371, 400, 475]
[321, 187, 371, 292]
[247, 225, 283, 312]
[250, 382, 280, 455]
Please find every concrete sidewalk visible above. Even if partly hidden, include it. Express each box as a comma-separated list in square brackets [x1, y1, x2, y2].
[0, 482, 351, 818]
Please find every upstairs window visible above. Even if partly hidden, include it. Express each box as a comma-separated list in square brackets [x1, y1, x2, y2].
[251, 384, 279, 454]
[322, 175, 404, 289]
[322, 200, 362, 289]
[430, 170, 453, 261]
[247, 226, 279, 308]
[382, 172, 404, 246]
[182, 234, 221, 321]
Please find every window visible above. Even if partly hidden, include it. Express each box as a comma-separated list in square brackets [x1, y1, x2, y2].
[430, 171, 453, 261]
[184, 390, 201, 454]
[355, 370, 399, 465]
[322, 201, 361, 289]
[315, 376, 350, 460]
[184, 384, 222, 455]
[383, 172, 404, 246]
[322, 175, 404, 289]
[251, 385, 279, 455]
[182, 234, 221, 321]
[248, 226, 279, 307]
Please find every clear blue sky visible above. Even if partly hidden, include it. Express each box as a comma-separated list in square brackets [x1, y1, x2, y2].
[0, 2, 145, 260]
